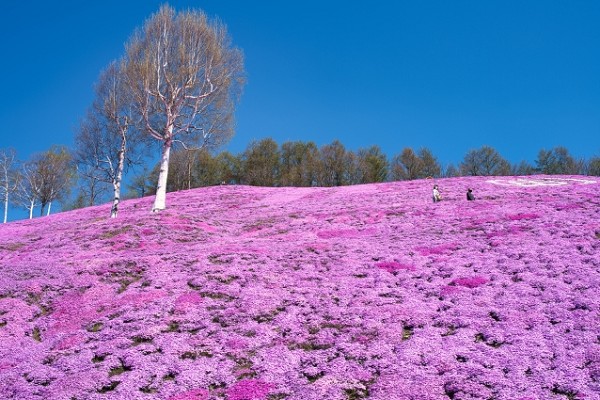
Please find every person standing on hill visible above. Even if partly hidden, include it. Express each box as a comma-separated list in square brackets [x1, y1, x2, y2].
[432, 185, 442, 203]
[467, 188, 475, 201]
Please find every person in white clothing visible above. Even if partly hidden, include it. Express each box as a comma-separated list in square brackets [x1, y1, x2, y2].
[432, 185, 442, 203]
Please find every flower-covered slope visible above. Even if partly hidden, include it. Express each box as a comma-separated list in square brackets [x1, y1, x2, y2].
[0, 176, 599, 400]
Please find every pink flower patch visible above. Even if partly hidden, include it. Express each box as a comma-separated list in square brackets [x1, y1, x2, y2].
[226, 338, 248, 350]
[451, 276, 489, 289]
[317, 228, 376, 239]
[507, 213, 539, 221]
[226, 380, 274, 400]
[174, 292, 203, 312]
[375, 261, 414, 273]
[440, 285, 462, 297]
[54, 333, 84, 351]
[416, 243, 458, 256]
[168, 388, 209, 400]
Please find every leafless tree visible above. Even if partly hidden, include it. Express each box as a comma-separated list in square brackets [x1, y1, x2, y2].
[75, 62, 143, 217]
[0, 148, 20, 223]
[32, 147, 74, 216]
[242, 138, 280, 186]
[316, 140, 347, 186]
[280, 141, 319, 187]
[460, 146, 511, 176]
[536, 146, 580, 175]
[357, 146, 388, 183]
[391, 148, 423, 180]
[15, 162, 42, 219]
[124, 5, 245, 211]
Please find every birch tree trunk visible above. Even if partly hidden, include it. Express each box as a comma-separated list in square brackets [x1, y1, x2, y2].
[152, 138, 172, 212]
[110, 133, 127, 218]
[47, 201, 52, 216]
[3, 192, 7, 223]
[28, 200, 34, 219]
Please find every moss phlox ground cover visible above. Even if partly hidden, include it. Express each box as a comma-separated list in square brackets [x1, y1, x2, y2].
[0, 176, 599, 399]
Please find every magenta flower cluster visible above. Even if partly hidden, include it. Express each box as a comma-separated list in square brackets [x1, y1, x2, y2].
[0, 175, 599, 399]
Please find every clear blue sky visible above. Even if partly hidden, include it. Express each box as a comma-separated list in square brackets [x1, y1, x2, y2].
[1, 0, 599, 168]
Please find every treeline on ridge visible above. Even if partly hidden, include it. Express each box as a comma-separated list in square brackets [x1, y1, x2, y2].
[134, 139, 600, 195]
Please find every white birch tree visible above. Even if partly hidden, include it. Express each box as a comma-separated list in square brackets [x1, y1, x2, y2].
[75, 62, 141, 217]
[0, 148, 19, 223]
[15, 163, 42, 219]
[124, 5, 245, 211]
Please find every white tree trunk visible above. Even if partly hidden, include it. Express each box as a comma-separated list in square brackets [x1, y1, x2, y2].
[47, 201, 52, 216]
[111, 136, 127, 218]
[28, 200, 34, 219]
[152, 139, 172, 212]
[2, 192, 7, 223]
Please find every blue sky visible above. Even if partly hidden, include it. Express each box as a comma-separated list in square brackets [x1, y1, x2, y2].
[1, 0, 599, 170]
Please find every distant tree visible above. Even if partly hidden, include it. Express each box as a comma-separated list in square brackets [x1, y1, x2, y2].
[280, 141, 319, 187]
[391, 148, 423, 180]
[357, 145, 388, 183]
[511, 160, 536, 176]
[242, 139, 280, 186]
[344, 151, 363, 185]
[535, 146, 579, 175]
[75, 62, 143, 217]
[316, 140, 347, 186]
[443, 163, 461, 178]
[460, 146, 511, 176]
[418, 148, 442, 178]
[587, 156, 600, 176]
[126, 168, 154, 198]
[14, 162, 43, 219]
[32, 147, 75, 216]
[124, 5, 245, 211]
[214, 151, 242, 184]
[390, 147, 440, 180]
[0, 148, 19, 223]
[168, 148, 201, 191]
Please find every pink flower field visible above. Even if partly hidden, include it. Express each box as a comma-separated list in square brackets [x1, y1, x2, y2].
[1, 176, 599, 400]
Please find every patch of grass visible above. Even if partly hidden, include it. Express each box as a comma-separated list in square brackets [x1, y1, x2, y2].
[304, 371, 325, 383]
[97, 381, 120, 393]
[207, 254, 234, 265]
[92, 354, 107, 363]
[402, 325, 414, 341]
[180, 351, 197, 360]
[100, 225, 132, 239]
[162, 372, 177, 381]
[163, 321, 180, 333]
[87, 322, 104, 333]
[0, 242, 25, 251]
[345, 386, 369, 400]
[441, 326, 457, 337]
[551, 385, 578, 400]
[139, 386, 157, 394]
[289, 342, 332, 351]
[131, 335, 153, 346]
[31, 327, 42, 342]
[200, 291, 235, 301]
[108, 360, 132, 377]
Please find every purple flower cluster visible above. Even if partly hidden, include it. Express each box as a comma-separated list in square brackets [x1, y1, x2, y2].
[0, 175, 599, 399]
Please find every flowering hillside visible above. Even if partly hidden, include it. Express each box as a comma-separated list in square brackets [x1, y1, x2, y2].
[1, 176, 599, 400]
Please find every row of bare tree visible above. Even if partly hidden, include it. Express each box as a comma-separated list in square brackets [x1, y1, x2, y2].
[0, 147, 74, 222]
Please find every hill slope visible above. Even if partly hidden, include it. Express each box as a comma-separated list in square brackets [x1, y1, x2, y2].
[0, 176, 599, 400]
